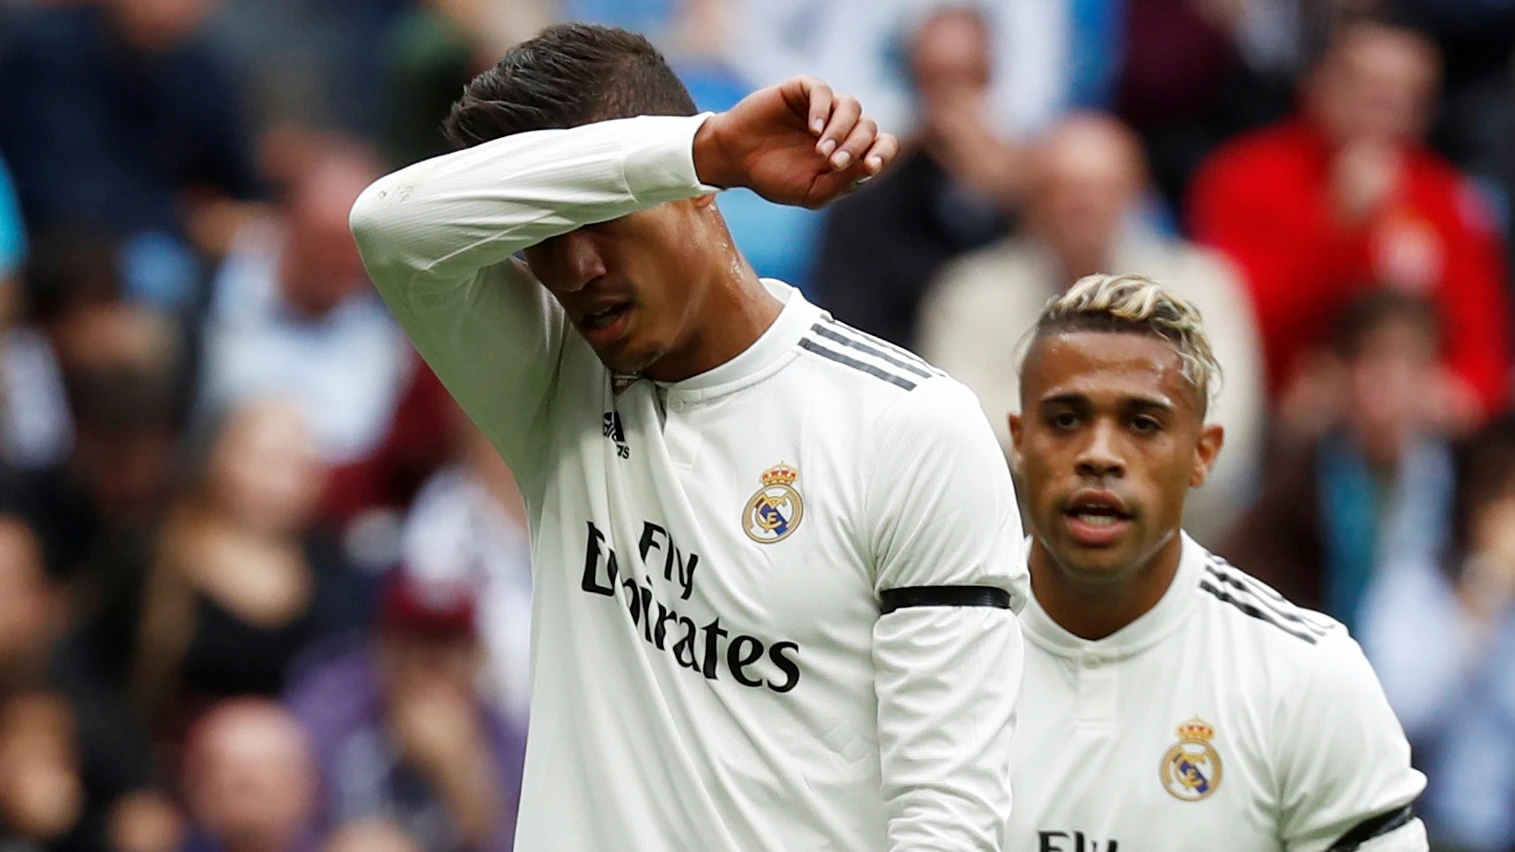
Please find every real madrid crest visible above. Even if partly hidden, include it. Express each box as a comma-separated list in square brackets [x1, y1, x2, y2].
[744, 463, 804, 544]
[1160, 718, 1223, 801]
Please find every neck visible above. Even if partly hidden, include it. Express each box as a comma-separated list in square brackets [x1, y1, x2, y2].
[642, 247, 781, 382]
[1030, 531, 1183, 640]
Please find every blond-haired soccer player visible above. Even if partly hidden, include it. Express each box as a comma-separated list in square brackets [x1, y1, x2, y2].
[1006, 274, 1427, 851]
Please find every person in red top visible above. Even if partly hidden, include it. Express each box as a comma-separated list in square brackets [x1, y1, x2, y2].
[1189, 17, 1510, 424]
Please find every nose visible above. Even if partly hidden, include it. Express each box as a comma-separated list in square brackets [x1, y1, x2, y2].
[1074, 420, 1125, 480]
[537, 230, 607, 294]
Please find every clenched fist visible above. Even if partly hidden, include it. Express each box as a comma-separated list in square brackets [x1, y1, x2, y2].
[693, 77, 900, 209]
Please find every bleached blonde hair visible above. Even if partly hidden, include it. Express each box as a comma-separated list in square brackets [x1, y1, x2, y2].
[1028, 273, 1222, 411]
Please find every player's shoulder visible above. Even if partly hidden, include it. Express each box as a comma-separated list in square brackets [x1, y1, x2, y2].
[792, 314, 963, 404]
[1191, 550, 1345, 656]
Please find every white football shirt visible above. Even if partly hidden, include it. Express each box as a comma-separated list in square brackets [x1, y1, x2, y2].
[350, 113, 1029, 852]
[1010, 534, 1428, 852]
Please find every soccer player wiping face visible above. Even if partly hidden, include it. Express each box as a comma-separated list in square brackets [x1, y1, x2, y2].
[442, 32, 896, 380]
[1010, 284, 1224, 590]
[350, 23, 1019, 852]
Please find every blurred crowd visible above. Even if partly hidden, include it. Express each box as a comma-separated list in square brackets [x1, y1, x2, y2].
[0, 0, 1513, 850]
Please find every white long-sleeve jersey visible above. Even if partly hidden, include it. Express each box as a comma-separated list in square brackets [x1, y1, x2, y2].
[1010, 534, 1428, 852]
[349, 113, 1029, 852]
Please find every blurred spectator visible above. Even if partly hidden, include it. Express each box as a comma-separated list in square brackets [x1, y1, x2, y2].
[197, 145, 400, 463]
[131, 399, 364, 740]
[0, 519, 56, 695]
[179, 699, 316, 852]
[381, 0, 553, 167]
[17, 302, 189, 686]
[919, 113, 1264, 546]
[286, 573, 524, 852]
[1112, 0, 1312, 210]
[1189, 17, 1511, 422]
[195, 139, 447, 550]
[1360, 416, 1515, 851]
[107, 791, 184, 852]
[0, 329, 72, 476]
[402, 418, 532, 725]
[1226, 291, 1456, 630]
[322, 818, 419, 852]
[727, 0, 1074, 137]
[0, 516, 166, 852]
[0, 0, 261, 306]
[0, 692, 87, 849]
[1399, 0, 1515, 290]
[0, 216, 75, 478]
[811, 5, 1022, 347]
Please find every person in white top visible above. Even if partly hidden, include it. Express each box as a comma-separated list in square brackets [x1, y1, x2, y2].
[1005, 273, 1427, 851]
[349, 23, 1027, 852]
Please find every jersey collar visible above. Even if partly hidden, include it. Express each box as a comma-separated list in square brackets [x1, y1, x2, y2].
[1021, 532, 1205, 662]
[658, 279, 821, 398]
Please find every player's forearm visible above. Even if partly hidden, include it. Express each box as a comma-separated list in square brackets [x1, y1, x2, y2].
[874, 608, 1023, 851]
[348, 113, 716, 287]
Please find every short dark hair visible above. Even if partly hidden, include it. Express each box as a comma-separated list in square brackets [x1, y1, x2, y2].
[1329, 289, 1439, 360]
[443, 24, 698, 149]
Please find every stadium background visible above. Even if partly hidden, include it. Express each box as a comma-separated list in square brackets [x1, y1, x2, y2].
[0, 0, 1512, 849]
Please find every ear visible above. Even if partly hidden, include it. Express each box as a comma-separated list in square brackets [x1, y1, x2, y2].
[1008, 413, 1025, 475]
[692, 192, 718, 210]
[1189, 423, 1225, 488]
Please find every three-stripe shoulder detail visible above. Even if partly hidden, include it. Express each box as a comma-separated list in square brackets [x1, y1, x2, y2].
[797, 319, 944, 391]
[1197, 558, 1333, 645]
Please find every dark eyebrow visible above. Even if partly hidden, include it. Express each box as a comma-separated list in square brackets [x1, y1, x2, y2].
[1126, 397, 1176, 416]
[1037, 393, 1090, 409]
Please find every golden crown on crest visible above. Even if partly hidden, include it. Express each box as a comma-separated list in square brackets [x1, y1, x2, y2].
[1176, 718, 1216, 742]
[761, 464, 799, 487]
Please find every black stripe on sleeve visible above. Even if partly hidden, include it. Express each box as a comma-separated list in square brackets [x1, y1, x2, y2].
[798, 338, 917, 390]
[1324, 806, 1415, 852]
[821, 318, 944, 376]
[809, 323, 934, 378]
[1198, 580, 1319, 644]
[879, 586, 1012, 615]
[1202, 565, 1326, 635]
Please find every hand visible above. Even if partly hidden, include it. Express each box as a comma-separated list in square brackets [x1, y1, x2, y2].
[1423, 368, 1482, 438]
[925, 90, 1024, 204]
[1331, 142, 1404, 224]
[106, 790, 184, 852]
[1462, 499, 1515, 623]
[1275, 353, 1347, 446]
[693, 77, 900, 209]
[387, 685, 484, 777]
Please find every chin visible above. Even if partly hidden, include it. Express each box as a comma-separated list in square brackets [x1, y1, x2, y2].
[592, 342, 655, 376]
[1041, 534, 1139, 581]
[1055, 551, 1136, 584]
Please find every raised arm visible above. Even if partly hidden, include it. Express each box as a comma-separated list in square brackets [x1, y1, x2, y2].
[348, 114, 716, 484]
[350, 77, 898, 489]
[865, 378, 1029, 851]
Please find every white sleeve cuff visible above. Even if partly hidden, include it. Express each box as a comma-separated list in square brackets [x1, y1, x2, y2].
[622, 113, 722, 205]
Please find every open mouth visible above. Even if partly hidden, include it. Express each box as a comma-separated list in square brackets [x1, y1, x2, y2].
[1062, 491, 1132, 545]
[580, 304, 630, 331]
[1066, 507, 1127, 526]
